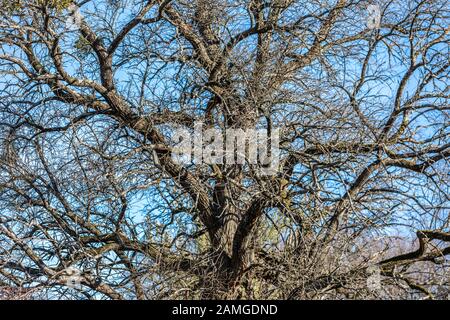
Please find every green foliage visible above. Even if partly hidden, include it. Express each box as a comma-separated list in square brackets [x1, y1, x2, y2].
[74, 35, 92, 54]
[2, 0, 72, 13]
[38, 0, 72, 11]
[1, 0, 23, 12]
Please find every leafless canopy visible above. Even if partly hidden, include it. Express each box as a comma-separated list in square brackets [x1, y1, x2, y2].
[0, 0, 449, 299]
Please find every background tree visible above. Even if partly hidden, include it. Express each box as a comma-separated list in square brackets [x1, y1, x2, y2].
[0, 0, 449, 299]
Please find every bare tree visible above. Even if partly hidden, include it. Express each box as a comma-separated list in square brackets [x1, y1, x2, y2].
[0, 0, 449, 299]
